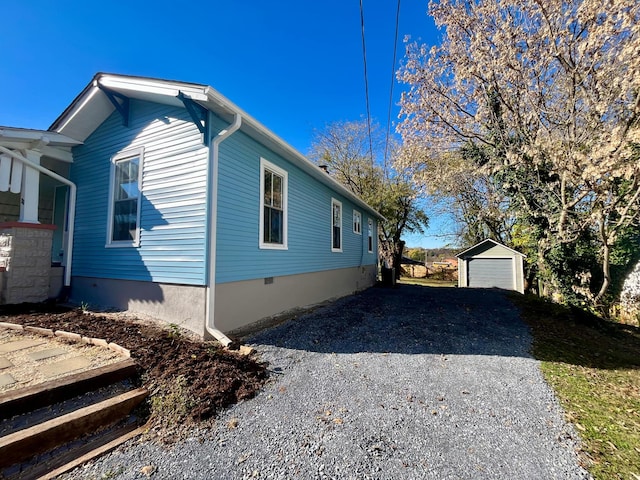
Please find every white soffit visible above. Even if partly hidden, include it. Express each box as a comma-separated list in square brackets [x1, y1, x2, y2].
[54, 87, 115, 143]
[50, 73, 384, 220]
[0, 127, 80, 163]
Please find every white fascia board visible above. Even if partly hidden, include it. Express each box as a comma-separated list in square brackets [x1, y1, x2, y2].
[0, 128, 77, 162]
[54, 86, 103, 135]
[456, 239, 526, 258]
[52, 73, 383, 220]
[0, 142, 73, 163]
[98, 75, 208, 102]
[0, 128, 82, 147]
[39, 145, 74, 163]
[203, 88, 384, 221]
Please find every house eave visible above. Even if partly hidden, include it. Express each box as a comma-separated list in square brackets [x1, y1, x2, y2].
[48, 73, 385, 221]
[0, 127, 80, 163]
[201, 88, 384, 221]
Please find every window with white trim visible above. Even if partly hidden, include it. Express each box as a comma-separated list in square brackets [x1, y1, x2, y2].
[260, 158, 288, 249]
[107, 148, 143, 247]
[368, 218, 374, 253]
[331, 198, 342, 252]
[353, 210, 362, 235]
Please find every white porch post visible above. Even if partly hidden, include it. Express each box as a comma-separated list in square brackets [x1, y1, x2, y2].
[19, 149, 41, 223]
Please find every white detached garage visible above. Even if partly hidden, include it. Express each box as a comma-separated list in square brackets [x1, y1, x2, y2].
[456, 239, 526, 294]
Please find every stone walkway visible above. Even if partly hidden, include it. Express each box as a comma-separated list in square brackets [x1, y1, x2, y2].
[0, 326, 125, 393]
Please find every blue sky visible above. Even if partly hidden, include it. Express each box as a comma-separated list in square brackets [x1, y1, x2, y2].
[0, 1, 455, 249]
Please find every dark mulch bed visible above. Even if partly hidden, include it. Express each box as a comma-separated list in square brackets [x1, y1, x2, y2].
[0, 303, 268, 439]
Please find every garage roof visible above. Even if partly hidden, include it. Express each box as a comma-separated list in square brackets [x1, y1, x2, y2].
[456, 239, 526, 258]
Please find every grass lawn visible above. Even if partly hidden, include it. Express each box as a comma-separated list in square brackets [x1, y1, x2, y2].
[398, 276, 457, 287]
[512, 294, 640, 480]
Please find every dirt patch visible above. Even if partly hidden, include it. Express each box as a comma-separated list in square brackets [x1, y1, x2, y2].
[0, 303, 268, 441]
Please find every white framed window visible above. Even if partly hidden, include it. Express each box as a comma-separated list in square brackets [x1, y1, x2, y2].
[353, 210, 362, 235]
[331, 198, 342, 252]
[106, 148, 143, 247]
[368, 218, 374, 253]
[260, 158, 288, 249]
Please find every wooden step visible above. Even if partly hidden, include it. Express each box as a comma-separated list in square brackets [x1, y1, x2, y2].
[0, 387, 148, 468]
[0, 358, 139, 419]
[9, 421, 149, 480]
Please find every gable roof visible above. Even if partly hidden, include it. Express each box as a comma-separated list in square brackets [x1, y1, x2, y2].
[455, 239, 526, 258]
[49, 73, 383, 220]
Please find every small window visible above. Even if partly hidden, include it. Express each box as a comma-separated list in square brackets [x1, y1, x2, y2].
[353, 210, 362, 235]
[107, 148, 143, 247]
[368, 218, 374, 253]
[331, 198, 342, 252]
[260, 158, 288, 249]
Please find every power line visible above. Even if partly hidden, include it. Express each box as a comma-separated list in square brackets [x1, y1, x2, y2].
[359, 0, 374, 166]
[384, 0, 402, 168]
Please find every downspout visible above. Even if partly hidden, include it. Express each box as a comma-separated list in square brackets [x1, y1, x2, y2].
[0, 146, 76, 287]
[205, 113, 242, 347]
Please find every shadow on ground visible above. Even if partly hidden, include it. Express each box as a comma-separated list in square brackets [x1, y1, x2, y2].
[248, 284, 640, 371]
[512, 293, 640, 371]
[248, 284, 532, 359]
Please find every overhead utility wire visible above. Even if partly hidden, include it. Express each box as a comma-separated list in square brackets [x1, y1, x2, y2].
[359, 0, 374, 166]
[384, 0, 402, 168]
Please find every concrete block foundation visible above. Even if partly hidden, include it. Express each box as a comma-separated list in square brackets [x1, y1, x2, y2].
[70, 264, 378, 338]
[0, 223, 56, 304]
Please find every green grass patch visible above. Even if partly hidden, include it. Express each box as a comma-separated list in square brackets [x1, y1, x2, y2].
[398, 276, 457, 287]
[512, 294, 640, 479]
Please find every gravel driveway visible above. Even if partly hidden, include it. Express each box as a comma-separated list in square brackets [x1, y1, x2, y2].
[66, 285, 591, 479]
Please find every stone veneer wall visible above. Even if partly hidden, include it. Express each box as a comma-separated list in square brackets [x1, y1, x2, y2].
[0, 223, 56, 304]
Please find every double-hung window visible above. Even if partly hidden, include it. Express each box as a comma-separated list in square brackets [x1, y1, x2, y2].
[331, 198, 342, 252]
[353, 210, 362, 235]
[368, 218, 374, 253]
[107, 148, 143, 247]
[260, 158, 288, 249]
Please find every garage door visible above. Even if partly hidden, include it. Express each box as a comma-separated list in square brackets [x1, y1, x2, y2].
[468, 258, 514, 290]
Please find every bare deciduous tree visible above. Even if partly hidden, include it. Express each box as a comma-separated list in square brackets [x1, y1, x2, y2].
[309, 120, 428, 277]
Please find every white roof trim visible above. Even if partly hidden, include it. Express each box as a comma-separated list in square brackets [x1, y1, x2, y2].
[49, 73, 384, 220]
[0, 127, 79, 163]
[456, 238, 526, 258]
[0, 127, 81, 146]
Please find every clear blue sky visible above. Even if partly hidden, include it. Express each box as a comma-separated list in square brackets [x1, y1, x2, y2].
[0, 0, 455, 249]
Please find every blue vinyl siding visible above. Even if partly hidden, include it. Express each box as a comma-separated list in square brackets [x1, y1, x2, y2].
[70, 100, 208, 285]
[215, 130, 378, 284]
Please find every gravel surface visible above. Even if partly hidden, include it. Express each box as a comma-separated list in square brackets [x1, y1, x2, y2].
[64, 285, 591, 479]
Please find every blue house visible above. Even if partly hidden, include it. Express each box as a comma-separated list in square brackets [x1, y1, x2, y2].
[0, 73, 381, 343]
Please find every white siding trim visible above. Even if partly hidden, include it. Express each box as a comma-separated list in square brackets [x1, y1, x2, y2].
[259, 157, 288, 250]
[331, 198, 343, 253]
[353, 210, 362, 235]
[106, 147, 144, 248]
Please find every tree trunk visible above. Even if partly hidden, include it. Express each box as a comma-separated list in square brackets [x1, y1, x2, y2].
[392, 240, 406, 280]
[595, 241, 611, 304]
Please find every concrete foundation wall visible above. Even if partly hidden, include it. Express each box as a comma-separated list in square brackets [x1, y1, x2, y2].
[0, 223, 56, 304]
[70, 277, 207, 336]
[71, 264, 377, 338]
[215, 265, 378, 333]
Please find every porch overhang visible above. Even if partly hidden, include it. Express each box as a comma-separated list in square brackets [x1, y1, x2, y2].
[0, 127, 81, 163]
[0, 127, 81, 224]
